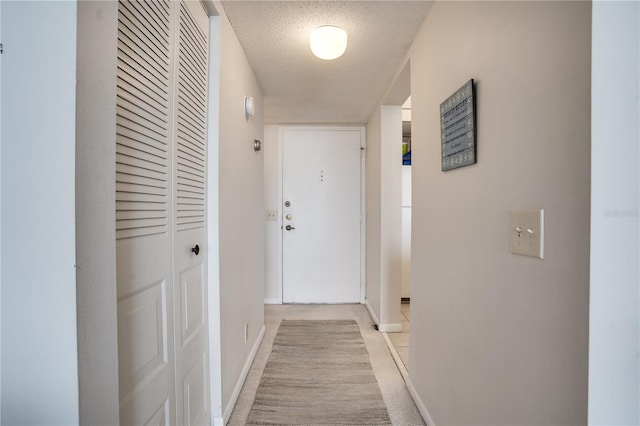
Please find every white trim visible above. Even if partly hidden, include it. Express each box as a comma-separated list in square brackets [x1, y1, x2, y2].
[360, 128, 367, 304]
[365, 298, 380, 325]
[207, 14, 223, 424]
[212, 416, 224, 426]
[276, 127, 284, 304]
[378, 323, 402, 333]
[222, 324, 266, 424]
[381, 332, 408, 382]
[364, 300, 400, 331]
[264, 298, 280, 305]
[406, 378, 436, 426]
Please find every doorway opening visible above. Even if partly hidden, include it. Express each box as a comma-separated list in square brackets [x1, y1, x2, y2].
[388, 95, 412, 374]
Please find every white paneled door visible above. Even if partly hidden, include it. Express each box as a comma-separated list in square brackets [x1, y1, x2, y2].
[172, 2, 210, 424]
[115, 1, 210, 425]
[282, 128, 363, 303]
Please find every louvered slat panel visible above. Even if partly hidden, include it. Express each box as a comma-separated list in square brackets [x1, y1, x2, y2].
[175, 0, 208, 232]
[176, 170, 204, 185]
[116, 151, 166, 176]
[116, 210, 167, 221]
[121, 1, 170, 54]
[116, 159, 166, 181]
[116, 0, 170, 240]
[177, 106, 206, 139]
[178, 78, 207, 114]
[116, 172, 166, 190]
[117, 125, 168, 158]
[177, 144, 205, 165]
[177, 62, 207, 105]
[117, 201, 166, 212]
[117, 55, 168, 102]
[177, 129, 205, 154]
[117, 191, 166, 204]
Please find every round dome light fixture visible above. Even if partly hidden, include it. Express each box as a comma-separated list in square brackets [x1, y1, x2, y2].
[310, 25, 348, 60]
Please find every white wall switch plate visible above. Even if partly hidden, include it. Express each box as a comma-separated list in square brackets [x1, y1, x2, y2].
[266, 210, 277, 221]
[510, 209, 544, 259]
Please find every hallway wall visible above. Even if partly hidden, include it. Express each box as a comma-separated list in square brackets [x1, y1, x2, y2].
[405, 2, 591, 424]
[215, 6, 266, 419]
[75, 1, 120, 424]
[365, 109, 383, 321]
[366, 106, 403, 330]
[263, 125, 280, 304]
[1, 2, 79, 423]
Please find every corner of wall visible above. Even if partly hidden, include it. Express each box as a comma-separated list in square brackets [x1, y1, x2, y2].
[75, 1, 120, 423]
[406, 378, 436, 426]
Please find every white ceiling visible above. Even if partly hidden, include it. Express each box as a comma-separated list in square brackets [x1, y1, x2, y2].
[221, 1, 433, 125]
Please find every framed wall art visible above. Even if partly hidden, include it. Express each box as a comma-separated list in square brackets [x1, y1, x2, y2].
[440, 79, 476, 171]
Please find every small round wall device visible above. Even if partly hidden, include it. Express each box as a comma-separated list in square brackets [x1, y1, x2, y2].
[244, 96, 254, 119]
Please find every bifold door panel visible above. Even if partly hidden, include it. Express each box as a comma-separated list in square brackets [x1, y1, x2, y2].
[115, 1, 210, 424]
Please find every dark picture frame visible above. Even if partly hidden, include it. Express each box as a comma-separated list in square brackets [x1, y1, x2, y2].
[440, 79, 477, 171]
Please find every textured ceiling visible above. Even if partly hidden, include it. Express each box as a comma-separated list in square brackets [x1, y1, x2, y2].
[221, 1, 432, 124]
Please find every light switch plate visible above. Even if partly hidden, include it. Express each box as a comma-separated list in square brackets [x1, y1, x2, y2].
[510, 209, 544, 259]
[266, 210, 277, 221]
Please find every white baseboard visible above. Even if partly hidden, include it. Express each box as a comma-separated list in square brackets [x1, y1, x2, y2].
[364, 299, 402, 332]
[365, 299, 380, 325]
[264, 298, 280, 305]
[381, 332, 408, 382]
[406, 377, 436, 426]
[378, 323, 402, 332]
[221, 324, 266, 424]
[212, 416, 224, 426]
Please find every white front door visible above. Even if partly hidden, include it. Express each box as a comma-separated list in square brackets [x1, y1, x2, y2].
[282, 128, 363, 303]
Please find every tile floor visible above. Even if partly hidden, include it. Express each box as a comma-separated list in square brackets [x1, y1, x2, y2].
[388, 302, 410, 370]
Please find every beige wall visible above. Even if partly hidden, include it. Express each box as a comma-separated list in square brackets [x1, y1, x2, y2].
[263, 125, 280, 303]
[75, 1, 120, 424]
[366, 106, 403, 329]
[366, 108, 383, 321]
[407, 2, 591, 424]
[216, 7, 266, 417]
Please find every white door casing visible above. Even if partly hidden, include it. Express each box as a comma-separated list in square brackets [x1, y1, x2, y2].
[281, 128, 363, 304]
[115, 1, 210, 424]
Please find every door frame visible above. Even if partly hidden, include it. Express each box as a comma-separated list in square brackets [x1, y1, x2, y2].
[276, 125, 366, 304]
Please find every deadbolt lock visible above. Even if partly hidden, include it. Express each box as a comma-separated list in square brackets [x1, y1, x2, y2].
[284, 201, 291, 207]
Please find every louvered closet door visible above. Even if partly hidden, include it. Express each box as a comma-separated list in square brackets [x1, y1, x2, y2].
[115, 1, 210, 425]
[172, 2, 210, 425]
[116, 0, 176, 424]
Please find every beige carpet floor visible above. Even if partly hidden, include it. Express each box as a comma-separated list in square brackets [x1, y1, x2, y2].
[228, 304, 425, 426]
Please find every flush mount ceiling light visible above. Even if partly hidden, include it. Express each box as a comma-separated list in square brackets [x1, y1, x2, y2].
[310, 25, 348, 60]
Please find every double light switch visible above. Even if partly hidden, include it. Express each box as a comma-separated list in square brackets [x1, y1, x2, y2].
[510, 209, 544, 259]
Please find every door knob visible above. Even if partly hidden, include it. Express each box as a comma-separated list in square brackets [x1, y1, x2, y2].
[285, 225, 295, 231]
[191, 244, 200, 255]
